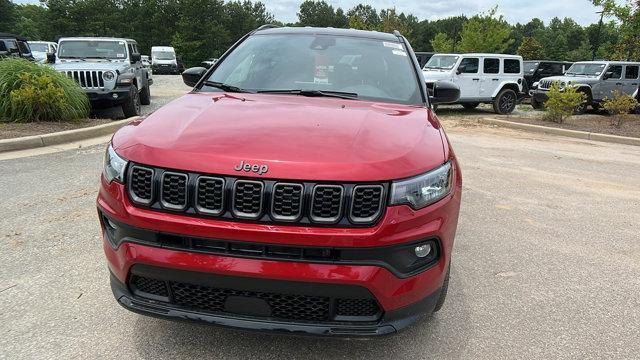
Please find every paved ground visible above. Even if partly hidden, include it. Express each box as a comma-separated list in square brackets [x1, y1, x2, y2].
[1, 85, 639, 359]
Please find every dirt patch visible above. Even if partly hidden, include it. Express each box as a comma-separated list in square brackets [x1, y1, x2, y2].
[0, 119, 113, 140]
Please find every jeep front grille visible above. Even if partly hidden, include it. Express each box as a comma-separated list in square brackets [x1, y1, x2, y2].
[538, 79, 553, 90]
[63, 70, 105, 89]
[126, 163, 387, 227]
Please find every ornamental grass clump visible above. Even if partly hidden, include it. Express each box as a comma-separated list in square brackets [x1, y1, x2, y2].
[0, 58, 89, 122]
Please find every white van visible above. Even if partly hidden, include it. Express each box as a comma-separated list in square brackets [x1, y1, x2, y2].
[423, 53, 525, 114]
[28, 41, 57, 63]
[151, 46, 178, 74]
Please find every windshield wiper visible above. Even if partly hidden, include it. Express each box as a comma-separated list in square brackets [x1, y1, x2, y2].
[202, 81, 254, 93]
[258, 89, 358, 100]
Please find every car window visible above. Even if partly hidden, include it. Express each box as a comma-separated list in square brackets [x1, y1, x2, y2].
[5, 40, 18, 53]
[458, 58, 479, 73]
[17, 41, 31, 54]
[625, 66, 639, 80]
[207, 34, 422, 105]
[483, 58, 499, 74]
[0, 41, 7, 52]
[607, 65, 622, 79]
[504, 59, 520, 74]
[424, 55, 459, 70]
[538, 63, 563, 75]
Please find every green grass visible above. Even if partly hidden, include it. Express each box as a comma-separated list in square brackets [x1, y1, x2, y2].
[0, 58, 89, 122]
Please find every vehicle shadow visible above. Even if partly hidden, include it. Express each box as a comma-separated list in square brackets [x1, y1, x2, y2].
[131, 267, 471, 359]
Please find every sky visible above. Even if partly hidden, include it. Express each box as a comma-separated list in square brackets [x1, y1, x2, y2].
[13, 0, 623, 26]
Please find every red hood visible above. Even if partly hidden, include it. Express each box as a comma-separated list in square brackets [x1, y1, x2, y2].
[112, 93, 445, 181]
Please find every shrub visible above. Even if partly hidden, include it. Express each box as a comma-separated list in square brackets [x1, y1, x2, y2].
[601, 91, 639, 127]
[0, 58, 89, 122]
[543, 82, 586, 123]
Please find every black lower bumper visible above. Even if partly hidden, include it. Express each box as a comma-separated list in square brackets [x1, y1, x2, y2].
[110, 268, 441, 338]
[531, 90, 549, 103]
[87, 89, 131, 107]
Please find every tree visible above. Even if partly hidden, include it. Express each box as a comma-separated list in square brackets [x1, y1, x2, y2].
[458, 6, 513, 53]
[0, 0, 15, 32]
[592, 0, 640, 60]
[333, 8, 348, 28]
[431, 33, 455, 52]
[378, 8, 418, 41]
[566, 40, 593, 61]
[517, 37, 545, 60]
[347, 4, 380, 30]
[297, 0, 335, 27]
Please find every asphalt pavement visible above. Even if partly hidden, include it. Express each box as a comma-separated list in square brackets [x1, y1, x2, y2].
[1, 84, 639, 359]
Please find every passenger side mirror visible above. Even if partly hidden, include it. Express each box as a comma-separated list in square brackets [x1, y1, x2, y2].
[182, 67, 207, 87]
[603, 71, 613, 80]
[456, 65, 466, 75]
[130, 53, 142, 63]
[430, 81, 460, 104]
[46, 53, 56, 63]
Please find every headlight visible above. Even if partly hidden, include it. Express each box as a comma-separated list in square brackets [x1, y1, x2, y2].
[103, 144, 128, 183]
[390, 162, 453, 210]
[103, 71, 115, 81]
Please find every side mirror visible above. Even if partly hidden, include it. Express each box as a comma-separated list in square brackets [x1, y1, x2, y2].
[130, 53, 141, 63]
[46, 53, 56, 63]
[455, 65, 466, 75]
[430, 81, 460, 105]
[603, 71, 613, 80]
[182, 67, 207, 87]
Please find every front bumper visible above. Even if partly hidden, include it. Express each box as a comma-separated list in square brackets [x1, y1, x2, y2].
[152, 65, 178, 74]
[87, 87, 131, 106]
[98, 162, 461, 336]
[531, 89, 549, 103]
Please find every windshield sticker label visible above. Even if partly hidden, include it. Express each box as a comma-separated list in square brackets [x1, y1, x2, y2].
[383, 41, 403, 50]
[392, 49, 407, 57]
[116, 53, 125, 58]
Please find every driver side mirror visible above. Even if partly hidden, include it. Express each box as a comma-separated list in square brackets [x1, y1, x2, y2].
[130, 53, 141, 63]
[456, 65, 466, 75]
[430, 81, 460, 104]
[46, 53, 56, 63]
[603, 71, 613, 80]
[182, 67, 207, 87]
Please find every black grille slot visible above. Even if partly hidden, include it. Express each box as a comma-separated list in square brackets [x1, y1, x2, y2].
[196, 176, 225, 215]
[171, 281, 330, 321]
[232, 180, 263, 218]
[336, 298, 380, 317]
[131, 275, 168, 297]
[161, 172, 188, 210]
[311, 185, 344, 223]
[129, 166, 154, 204]
[350, 185, 384, 223]
[271, 183, 303, 221]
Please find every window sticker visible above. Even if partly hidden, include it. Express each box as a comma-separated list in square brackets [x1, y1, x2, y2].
[116, 53, 125, 58]
[383, 41, 403, 50]
[392, 49, 407, 57]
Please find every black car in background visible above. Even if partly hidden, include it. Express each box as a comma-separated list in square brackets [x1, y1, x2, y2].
[523, 60, 573, 104]
[415, 51, 435, 68]
[0, 33, 34, 61]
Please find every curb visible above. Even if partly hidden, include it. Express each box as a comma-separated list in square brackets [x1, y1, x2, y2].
[477, 118, 640, 147]
[0, 117, 139, 153]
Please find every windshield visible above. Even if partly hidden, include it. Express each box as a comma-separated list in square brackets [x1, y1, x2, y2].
[152, 51, 175, 60]
[566, 63, 606, 76]
[524, 61, 539, 73]
[58, 40, 127, 59]
[424, 55, 459, 70]
[29, 43, 48, 52]
[206, 34, 421, 105]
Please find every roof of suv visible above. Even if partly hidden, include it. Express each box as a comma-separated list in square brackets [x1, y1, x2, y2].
[58, 37, 136, 43]
[0, 33, 28, 41]
[435, 53, 522, 59]
[255, 26, 401, 42]
[573, 60, 640, 65]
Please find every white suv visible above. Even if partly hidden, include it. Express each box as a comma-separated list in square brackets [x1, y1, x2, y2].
[423, 53, 525, 114]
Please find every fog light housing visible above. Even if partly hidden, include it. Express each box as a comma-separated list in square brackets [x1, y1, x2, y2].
[414, 243, 432, 258]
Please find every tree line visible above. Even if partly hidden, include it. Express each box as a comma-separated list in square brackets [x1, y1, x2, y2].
[0, 0, 638, 67]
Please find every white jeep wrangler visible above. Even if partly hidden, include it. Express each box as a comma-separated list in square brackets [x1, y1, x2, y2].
[423, 53, 525, 114]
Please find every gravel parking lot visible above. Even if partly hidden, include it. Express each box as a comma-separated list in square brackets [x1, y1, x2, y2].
[1, 77, 639, 359]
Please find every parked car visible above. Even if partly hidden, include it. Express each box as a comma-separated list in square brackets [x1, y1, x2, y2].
[28, 41, 57, 63]
[531, 61, 640, 114]
[151, 46, 178, 74]
[0, 33, 34, 61]
[53, 37, 153, 117]
[523, 60, 573, 107]
[98, 25, 462, 337]
[414, 51, 434, 68]
[423, 53, 525, 114]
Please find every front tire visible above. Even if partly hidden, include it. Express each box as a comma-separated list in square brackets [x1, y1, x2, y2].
[122, 86, 141, 118]
[493, 89, 517, 114]
[574, 92, 590, 115]
[531, 97, 544, 110]
[140, 84, 151, 105]
[433, 265, 450, 313]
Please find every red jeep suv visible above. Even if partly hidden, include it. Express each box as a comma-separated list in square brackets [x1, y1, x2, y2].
[98, 26, 461, 337]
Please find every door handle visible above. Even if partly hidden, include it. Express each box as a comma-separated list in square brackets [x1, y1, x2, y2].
[472, 78, 480, 81]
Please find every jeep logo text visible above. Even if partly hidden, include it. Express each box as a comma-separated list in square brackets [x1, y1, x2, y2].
[234, 161, 269, 175]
